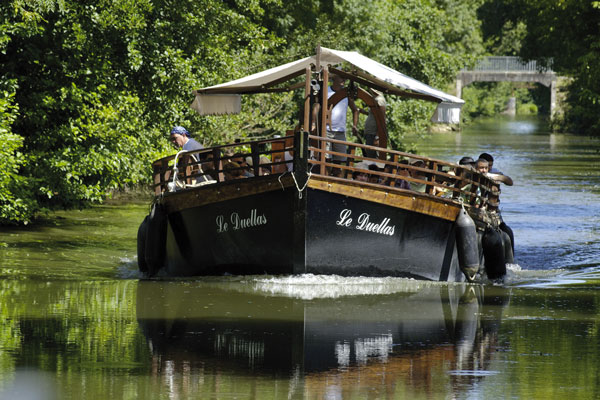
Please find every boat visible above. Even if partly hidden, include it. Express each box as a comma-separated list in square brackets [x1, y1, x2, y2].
[137, 46, 514, 282]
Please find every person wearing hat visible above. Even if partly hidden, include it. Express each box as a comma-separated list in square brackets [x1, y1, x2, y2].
[169, 126, 210, 184]
[458, 156, 476, 168]
[169, 126, 204, 152]
[352, 161, 370, 182]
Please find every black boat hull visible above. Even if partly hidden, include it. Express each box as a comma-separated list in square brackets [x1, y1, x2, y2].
[161, 176, 465, 281]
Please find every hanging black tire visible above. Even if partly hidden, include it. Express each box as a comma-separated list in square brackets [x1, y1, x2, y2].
[145, 202, 168, 277]
[499, 221, 515, 256]
[482, 227, 506, 280]
[455, 209, 480, 279]
[137, 216, 149, 273]
[500, 229, 514, 264]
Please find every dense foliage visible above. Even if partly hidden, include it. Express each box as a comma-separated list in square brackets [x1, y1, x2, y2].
[0, 0, 485, 224]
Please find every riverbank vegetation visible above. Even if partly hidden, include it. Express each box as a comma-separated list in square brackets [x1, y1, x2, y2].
[0, 0, 597, 224]
[479, 0, 600, 134]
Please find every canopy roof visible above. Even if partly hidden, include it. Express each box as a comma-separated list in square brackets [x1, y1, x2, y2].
[191, 47, 464, 123]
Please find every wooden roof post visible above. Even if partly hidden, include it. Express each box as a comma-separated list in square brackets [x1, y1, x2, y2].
[320, 65, 329, 176]
[304, 66, 311, 132]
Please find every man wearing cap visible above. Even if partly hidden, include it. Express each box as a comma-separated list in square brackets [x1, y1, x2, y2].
[169, 126, 209, 184]
[458, 156, 476, 168]
[169, 126, 204, 151]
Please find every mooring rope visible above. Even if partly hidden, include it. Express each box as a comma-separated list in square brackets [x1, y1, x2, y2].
[277, 170, 312, 199]
[291, 170, 312, 199]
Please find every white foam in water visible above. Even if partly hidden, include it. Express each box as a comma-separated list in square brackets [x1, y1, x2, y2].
[506, 263, 521, 272]
[249, 274, 450, 299]
[513, 265, 600, 288]
[501, 262, 572, 287]
[115, 257, 145, 279]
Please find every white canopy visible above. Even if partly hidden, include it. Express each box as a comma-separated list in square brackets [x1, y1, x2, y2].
[191, 47, 464, 123]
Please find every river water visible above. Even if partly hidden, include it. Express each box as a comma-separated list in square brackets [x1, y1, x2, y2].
[1, 116, 599, 399]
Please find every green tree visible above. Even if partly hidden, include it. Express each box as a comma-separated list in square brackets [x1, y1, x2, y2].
[0, 0, 283, 223]
[479, 0, 600, 134]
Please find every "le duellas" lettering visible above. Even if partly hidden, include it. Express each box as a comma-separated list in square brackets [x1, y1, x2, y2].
[336, 208, 395, 236]
[216, 209, 267, 233]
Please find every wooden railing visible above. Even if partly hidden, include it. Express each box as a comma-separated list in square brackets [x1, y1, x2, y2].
[306, 134, 500, 209]
[151, 131, 500, 210]
[152, 135, 295, 194]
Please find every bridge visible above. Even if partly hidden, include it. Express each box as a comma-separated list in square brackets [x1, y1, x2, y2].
[457, 56, 558, 116]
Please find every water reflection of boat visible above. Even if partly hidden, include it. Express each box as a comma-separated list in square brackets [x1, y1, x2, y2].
[136, 279, 510, 396]
[138, 46, 513, 282]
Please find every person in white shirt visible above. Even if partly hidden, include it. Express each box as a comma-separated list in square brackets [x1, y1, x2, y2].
[326, 75, 358, 163]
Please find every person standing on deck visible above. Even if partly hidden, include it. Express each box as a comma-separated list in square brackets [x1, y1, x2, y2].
[326, 75, 359, 162]
[362, 89, 386, 159]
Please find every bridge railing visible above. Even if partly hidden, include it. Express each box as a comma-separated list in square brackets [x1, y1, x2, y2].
[470, 56, 553, 72]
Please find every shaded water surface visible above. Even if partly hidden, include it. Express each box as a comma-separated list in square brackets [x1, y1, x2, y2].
[1, 116, 600, 399]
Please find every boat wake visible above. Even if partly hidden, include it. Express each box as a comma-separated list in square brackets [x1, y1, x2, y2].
[246, 274, 457, 299]
[503, 263, 600, 288]
[115, 257, 145, 279]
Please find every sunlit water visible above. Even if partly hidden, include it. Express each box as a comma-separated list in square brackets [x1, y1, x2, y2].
[1, 116, 600, 399]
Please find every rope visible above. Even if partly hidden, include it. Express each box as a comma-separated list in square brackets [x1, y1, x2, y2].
[291, 170, 312, 199]
[277, 171, 289, 190]
[277, 170, 311, 198]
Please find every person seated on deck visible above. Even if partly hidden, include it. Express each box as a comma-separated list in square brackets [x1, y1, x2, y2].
[367, 163, 380, 184]
[232, 153, 254, 177]
[204, 167, 217, 181]
[458, 156, 476, 169]
[384, 160, 411, 189]
[409, 160, 427, 192]
[284, 150, 293, 171]
[245, 155, 271, 176]
[475, 158, 489, 174]
[259, 155, 272, 176]
[454, 156, 479, 204]
[352, 161, 370, 182]
[368, 162, 385, 184]
[169, 126, 203, 152]
[169, 126, 211, 184]
[432, 165, 456, 197]
[478, 152, 513, 186]
[464, 158, 492, 206]
[223, 161, 245, 181]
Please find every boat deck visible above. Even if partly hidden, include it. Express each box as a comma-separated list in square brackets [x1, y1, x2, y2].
[152, 131, 501, 217]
